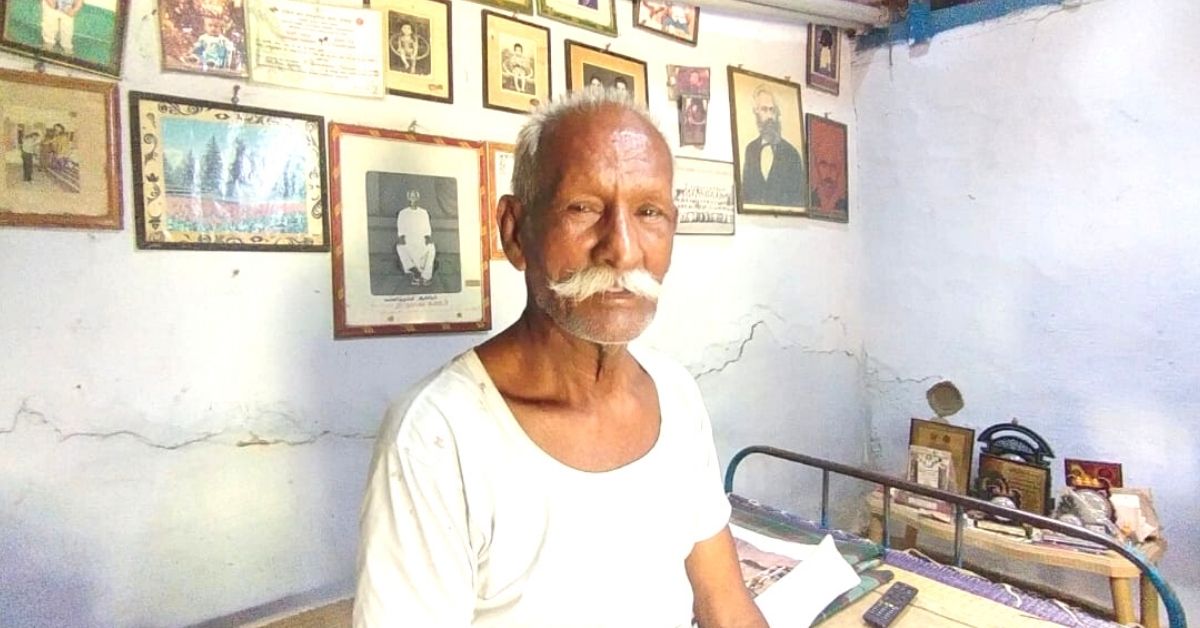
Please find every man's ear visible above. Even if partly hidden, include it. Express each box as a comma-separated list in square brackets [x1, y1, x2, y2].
[497, 194, 527, 271]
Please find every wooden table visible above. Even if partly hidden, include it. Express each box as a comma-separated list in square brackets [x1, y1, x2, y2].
[866, 494, 1165, 627]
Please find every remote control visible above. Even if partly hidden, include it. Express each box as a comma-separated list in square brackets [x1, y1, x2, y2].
[862, 581, 918, 627]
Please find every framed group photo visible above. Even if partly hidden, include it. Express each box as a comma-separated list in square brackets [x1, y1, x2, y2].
[129, 91, 328, 251]
[806, 23, 840, 96]
[565, 40, 647, 107]
[805, 114, 849, 223]
[633, 0, 698, 46]
[328, 123, 491, 337]
[482, 11, 550, 115]
[0, 69, 121, 230]
[374, 0, 453, 103]
[157, 0, 248, 77]
[0, 0, 129, 77]
[537, 0, 616, 37]
[672, 157, 735, 235]
[727, 66, 807, 215]
[484, 141, 515, 260]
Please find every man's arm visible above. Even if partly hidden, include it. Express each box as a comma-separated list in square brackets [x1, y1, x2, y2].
[686, 525, 768, 628]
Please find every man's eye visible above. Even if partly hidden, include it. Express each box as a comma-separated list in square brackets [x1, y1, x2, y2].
[638, 205, 665, 217]
[567, 203, 593, 213]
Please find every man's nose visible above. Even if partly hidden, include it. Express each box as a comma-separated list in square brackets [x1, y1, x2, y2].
[591, 207, 642, 270]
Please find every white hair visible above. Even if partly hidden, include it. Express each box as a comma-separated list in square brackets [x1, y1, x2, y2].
[548, 266, 662, 303]
[511, 89, 666, 214]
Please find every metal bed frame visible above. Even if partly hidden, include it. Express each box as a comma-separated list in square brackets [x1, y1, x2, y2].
[724, 445, 1187, 628]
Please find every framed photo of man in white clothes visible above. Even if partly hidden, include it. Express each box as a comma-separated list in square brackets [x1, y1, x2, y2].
[727, 66, 807, 216]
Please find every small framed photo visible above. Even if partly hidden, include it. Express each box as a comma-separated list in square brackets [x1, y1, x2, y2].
[158, 0, 249, 77]
[977, 453, 1052, 516]
[466, 0, 532, 14]
[805, 114, 848, 223]
[484, 141, 515, 260]
[673, 157, 735, 236]
[129, 91, 328, 251]
[806, 23, 840, 96]
[329, 123, 491, 337]
[374, 0, 453, 103]
[0, 69, 121, 230]
[666, 65, 709, 101]
[678, 95, 708, 147]
[0, 0, 129, 77]
[482, 11, 550, 115]
[565, 40, 647, 107]
[909, 418, 976, 495]
[537, 0, 616, 37]
[727, 66, 807, 215]
[634, 0, 698, 46]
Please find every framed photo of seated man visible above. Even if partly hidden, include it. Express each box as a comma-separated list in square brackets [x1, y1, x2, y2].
[727, 66, 807, 216]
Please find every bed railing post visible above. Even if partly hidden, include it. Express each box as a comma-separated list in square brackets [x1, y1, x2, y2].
[881, 486, 892, 550]
[820, 469, 830, 529]
[953, 503, 965, 567]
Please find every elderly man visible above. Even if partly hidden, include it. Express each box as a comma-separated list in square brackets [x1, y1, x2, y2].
[354, 91, 765, 627]
[394, 189, 436, 286]
[741, 86, 805, 207]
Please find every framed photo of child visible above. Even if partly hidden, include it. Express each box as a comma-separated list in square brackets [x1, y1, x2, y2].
[0, 0, 130, 77]
[482, 11, 550, 115]
[158, 0, 249, 77]
[371, 0, 453, 103]
[0, 68, 122, 229]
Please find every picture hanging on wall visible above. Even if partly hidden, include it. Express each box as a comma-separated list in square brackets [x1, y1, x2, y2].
[727, 66, 807, 216]
[484, 141, 515, 260]
[633, 0, 699, 46]
[0, 68, 122, 230]
[466, 0, 532, 15]
[673, 157, 735, 235]
[158, 0, 249, 78]
[371, 0, 453, 103]
[805, 114, 849, 223]
[666, 65, 708, 102]
[537, 0, 616, 37]
[129, 91, 328, 251]
[678, 95, 708, 147]
[482, 11, 550, 115]
[0, 0, 129, 77]
[329, 122, 491, 338]
[565, 40, 647, 107]
[806, 23, 840, 96]
[247, 0, 385, 98]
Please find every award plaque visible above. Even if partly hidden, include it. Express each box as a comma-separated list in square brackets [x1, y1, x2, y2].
[977, 453, 1052, 516]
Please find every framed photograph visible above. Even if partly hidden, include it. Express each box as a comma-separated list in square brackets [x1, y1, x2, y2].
[634, 0, 698, 46]
[129, 91, 328, 251]
[482, 11, 550, 115]
[0, 0, 128, 77]
[329, 123, 491, 337]
[537, 0, 615, 37]
[806, 23, 840, 96]
[977, 453, 1052, 516]
[0, 69, 121, 229]
[909, 418, 976, 495]
[678, 95, 708, 148]
[565, 40, 647, 107]
[805, 114, 848, 223]
[158, 0, 248, 77]
[373, 0, 453, 103]
[247, 0, 385, 98]
[666, 64, 708, 101]
[467, 0, 532, 14]
[894, 445, 955, 514]
[484, 141, 514, 260]
[673, 157, 734, 235]
[727, 66, 807, 215]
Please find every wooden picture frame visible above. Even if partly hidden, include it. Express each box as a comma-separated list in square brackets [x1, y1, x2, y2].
[673, 157, 735, 235]
[0, 0, 129, 77]
[727, 66, 807, 216]
[157, 0, 249, 78]
[806, 23, 840, 96]
[482, 11, 551, 115]
[909, 418, 976, 495]
[805, 114, 848, 223]
[0, 68, 121, 230]
[977, 453, 1052, 516]
[484, 141, 515, 260]
[633, 0, 699, 46]
[467, 0, 532, 14]
[565, 40, 647, 108]
[373, 0, 454, 103]
[537, 0, 616, 37]
[329, 123, 491, 337]
[129, 91, 328, 251]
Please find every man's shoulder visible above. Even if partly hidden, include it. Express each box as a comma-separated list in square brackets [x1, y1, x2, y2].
[631, 343, 699, 392]
[376, 351, 493, 451]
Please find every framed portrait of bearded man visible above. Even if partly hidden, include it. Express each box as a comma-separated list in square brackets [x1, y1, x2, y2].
[726, 66, 807, 216]
[805, 114, 848, 223]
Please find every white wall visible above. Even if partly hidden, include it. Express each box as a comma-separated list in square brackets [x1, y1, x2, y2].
[0, 1, 863, 625]
[854, 0, 1200, 615]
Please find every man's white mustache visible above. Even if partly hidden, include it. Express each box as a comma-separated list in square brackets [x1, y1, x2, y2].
[548, 266, 662, 303]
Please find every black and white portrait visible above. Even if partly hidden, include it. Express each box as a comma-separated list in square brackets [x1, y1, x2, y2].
[365, 171, 461, 295]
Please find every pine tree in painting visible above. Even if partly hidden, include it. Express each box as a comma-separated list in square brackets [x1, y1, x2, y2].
[199, 135, 224, 196]
[179, 150, 197, 194]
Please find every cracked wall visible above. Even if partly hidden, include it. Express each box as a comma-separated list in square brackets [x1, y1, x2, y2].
[0, 2, 865, 625]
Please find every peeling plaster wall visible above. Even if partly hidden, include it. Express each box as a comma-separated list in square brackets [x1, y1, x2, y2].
[0, 2, 863, 625]
[854, 0, 1200, 614]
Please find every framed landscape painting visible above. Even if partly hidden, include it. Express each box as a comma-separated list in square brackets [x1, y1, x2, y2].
[0, 0, 129, 76]
[129, 92, 328, 251]
[0, 68, 121, 229]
